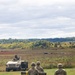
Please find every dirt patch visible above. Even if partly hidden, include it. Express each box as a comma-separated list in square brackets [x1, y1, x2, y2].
[0, 51, 16, 55]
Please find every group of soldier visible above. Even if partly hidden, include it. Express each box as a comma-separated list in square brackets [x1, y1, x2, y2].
[28, 61, 67, 75]
[28, 61, 44, 75]
[13, 55, 67, 75]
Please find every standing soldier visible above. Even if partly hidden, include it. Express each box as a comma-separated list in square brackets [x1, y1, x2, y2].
[28, 62, 39, 75]
[35, 61, 44, 73]
[54, 63, 67, 75]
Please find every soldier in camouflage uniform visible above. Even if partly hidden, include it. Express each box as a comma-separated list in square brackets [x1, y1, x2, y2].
[28, 62, 39, 75]
[13, 55, 20, 61]
[54, 63, 67, 75]
[35, 61, 44, 73]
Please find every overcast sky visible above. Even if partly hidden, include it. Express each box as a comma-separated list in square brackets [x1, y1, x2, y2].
[0, 0, 75, 39]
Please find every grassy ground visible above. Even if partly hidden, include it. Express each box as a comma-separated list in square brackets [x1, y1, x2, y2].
[0, 69, 75, 75]
[45, 68, 75, 75]
[0, 48, 75, 71]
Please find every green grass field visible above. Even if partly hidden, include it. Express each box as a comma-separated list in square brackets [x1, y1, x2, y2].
[45, 69, 75, 75]
[0, 48, 75, 71]
[0, 69, 75, 75]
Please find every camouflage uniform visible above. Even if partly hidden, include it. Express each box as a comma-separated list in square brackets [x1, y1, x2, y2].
[35, 61, 44, 73]
[54, 63, 67, 75]
[28, 62, 39, 75]
[13, 55, 20, 61]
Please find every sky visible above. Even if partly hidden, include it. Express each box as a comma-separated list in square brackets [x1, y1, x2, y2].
[0, 0, 75, 39]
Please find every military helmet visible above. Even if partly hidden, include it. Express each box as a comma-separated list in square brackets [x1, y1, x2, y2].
[15, 55, 18, 58]
[31, 62, 36, 66]
[57, 63, 63, 68]
[36, 61, 40, 65]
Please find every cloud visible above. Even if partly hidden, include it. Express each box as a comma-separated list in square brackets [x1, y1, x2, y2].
[0, 0, 75, 38]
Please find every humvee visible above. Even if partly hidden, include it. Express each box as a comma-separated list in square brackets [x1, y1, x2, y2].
[6, 60, 28, 71]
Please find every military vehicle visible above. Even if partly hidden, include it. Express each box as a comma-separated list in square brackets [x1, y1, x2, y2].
[6, 60, 28, 71]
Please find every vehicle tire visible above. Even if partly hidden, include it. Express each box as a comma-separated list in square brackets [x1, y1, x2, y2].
[13, 69, 17, 71]
[6, 68, 10, 72]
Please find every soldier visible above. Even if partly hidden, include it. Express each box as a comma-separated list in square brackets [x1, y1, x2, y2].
[35, 61, 44, 73]
[28, 62, 39, 75]
[13, 55, 20, 61]
[54, 63, 67, 75]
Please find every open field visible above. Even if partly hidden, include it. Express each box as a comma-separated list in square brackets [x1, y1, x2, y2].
[0, 69, 75, 75]
[0, 48, 75, 71]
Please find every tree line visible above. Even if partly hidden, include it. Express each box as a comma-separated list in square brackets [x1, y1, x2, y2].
[0, 38, 75, 49]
